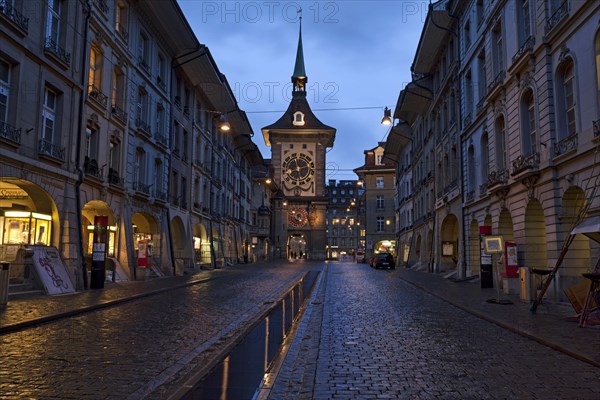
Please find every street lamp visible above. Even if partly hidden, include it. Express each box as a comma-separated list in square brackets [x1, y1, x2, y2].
[381, 107, 393, 126]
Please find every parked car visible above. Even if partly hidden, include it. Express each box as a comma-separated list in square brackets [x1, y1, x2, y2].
[370, 252, 395, 269]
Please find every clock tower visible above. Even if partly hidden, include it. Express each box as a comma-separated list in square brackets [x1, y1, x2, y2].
[261, 16, 336, 260]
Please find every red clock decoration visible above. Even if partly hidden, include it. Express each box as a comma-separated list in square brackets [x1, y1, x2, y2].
[288, 208, 308, 227]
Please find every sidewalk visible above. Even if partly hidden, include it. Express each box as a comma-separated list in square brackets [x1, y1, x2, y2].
[0, 269, 216, 334]
[395, 267, 600, 368]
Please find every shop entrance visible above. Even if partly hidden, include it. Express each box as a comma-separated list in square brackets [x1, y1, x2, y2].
[287, 235, 306, 260]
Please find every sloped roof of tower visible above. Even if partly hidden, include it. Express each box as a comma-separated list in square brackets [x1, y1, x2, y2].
[262, 15, 336, 146]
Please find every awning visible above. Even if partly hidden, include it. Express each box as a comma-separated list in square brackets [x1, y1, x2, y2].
[412, 0, 454, 74]
[394, 82, 432, 125]
[383, 123, 412, 162]
[571, 216, 600, 243]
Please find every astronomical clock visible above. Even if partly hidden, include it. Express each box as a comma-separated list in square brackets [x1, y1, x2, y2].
[281, 143, 316, 197]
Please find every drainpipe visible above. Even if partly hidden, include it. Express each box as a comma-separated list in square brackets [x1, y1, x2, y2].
[75, 2, 91, 290]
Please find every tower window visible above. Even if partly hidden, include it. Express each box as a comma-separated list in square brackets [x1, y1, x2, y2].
[293, 111, 305, 126]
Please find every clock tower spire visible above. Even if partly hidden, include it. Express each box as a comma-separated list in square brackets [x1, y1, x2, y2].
[292, 10, 307, 92]
[261, 15, 336, 261]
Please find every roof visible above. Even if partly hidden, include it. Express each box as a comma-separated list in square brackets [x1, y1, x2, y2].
[261, 91, 336, 146]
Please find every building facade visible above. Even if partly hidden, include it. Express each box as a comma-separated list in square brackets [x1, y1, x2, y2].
[354, 143, 396, 262]
[385, 0, 600, 304]
[1, 0, 265, 295]
[325, 179, 363, 261]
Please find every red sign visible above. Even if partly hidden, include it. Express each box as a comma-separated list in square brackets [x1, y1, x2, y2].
[504, 241, 518, 277]
[137, 240, 148, 268]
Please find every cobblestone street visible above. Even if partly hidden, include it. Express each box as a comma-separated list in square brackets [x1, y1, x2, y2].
[269, 263, 600, 400]
[0, 262, 316, 399]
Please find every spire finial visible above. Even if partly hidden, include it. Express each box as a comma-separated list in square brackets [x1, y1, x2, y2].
[292, 8, 307, 92]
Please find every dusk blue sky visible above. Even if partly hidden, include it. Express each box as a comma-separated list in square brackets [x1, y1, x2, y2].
[178, 1, 429, 181]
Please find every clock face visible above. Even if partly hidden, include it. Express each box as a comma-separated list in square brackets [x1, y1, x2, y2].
[282, 153, 315, 186]
[288, 208, 308, 227]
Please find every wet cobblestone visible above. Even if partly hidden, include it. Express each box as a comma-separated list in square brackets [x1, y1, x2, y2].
[0, 262, 316, 399]
[269, 263, 600, 399]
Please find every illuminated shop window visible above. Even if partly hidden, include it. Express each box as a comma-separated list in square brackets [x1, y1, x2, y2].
[1, 211, 52, 245]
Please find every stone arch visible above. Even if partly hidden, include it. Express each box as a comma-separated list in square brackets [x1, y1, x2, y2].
[440, 213, 459, 271]
[523, 199, 548, 270]
[468, 219, 480, 275]
[193, 223, 211, 266]
[81, 200, 118, 278]
[559, 186, 591, 298]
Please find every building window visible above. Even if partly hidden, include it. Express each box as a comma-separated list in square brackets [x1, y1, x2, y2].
[481, 133, 489, 184]
[154, 159, 163, 196]
[376, 176, 384, 189]
[478, 51, 486, 100]
[115, 0, 128, 39]
[520, 89, 537, 155]
[465, 69, 473, 116]
[0, 59, 10, 124]
[376, 217, 385, 232]
[135, 148, 146, 185]
[376, 195, 384, 210]
[495, 116, 506, 170]
[112, 67, 125, 111]
[136, 87, 148, 125]
[85, 126, 99, 160]
[556, 59, 577, 139]
[157, 53, 166, 88]
[88, 47, 102, 93]
[138, 31, 150, 71]
[518, 0, 532, 46]
[42, 87, 57, 143]
[293, 111, 305, 126]
[46, 0, 62, 44]
[464, 19, 471, 50]
[492, 21, 503, 76]
[156, 103, 165, 139]
[468, 145, 476, 192]
[109, 140, 120, 173]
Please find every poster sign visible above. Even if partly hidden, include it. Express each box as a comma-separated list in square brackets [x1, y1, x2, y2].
[90, 216, 108, 289]
[31, 246, 74, 295]
[480, 226, 493, 288]
[504, 241, 518, 277]
[137, 240, 148, 268]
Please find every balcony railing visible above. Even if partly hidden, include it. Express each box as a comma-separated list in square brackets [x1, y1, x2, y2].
[138, 57, 150, 73]
[116, 23, 128, 41]
[133, 181, 151, 195]
[155, 131, 168, 146]
[512, 35, 535, 65]
[594, 120, 600, 138]
[554, 133, 577, 157]
[84, 157, 103, 179]
[0, 0, 29, 33]
[479, 183, 488, 196]
[135, 117, 151, 135]
[466, 190, 475, 202]
[154, 189, 167, 202]
[545, 1, 569, 34]
[108, 168, 122, 186]
[156, 76, 166, 91]
[111, 104, 127, 123]
[44, 37, 71, 66]
[487, 169, 509, 188]
[0, 121, 21, 144]
[487, 70, 505, 95]
[38, 139, 65, 161]
[88, 85, 108, 108]
[93, 0, 109, 14]
[512, 152, 540, 175]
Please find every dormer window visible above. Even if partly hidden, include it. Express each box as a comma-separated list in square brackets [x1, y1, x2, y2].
[293, 111, 305, 126]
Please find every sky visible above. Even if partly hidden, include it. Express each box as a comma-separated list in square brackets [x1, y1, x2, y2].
[178, 0, 429, 181]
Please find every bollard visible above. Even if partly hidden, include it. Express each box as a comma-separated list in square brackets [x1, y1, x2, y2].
[0, 263, 10, 306]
